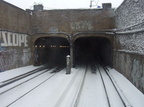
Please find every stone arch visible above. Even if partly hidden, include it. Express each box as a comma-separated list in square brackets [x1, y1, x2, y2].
[73, 32, 114, 67]
[32, 32, 70, 66]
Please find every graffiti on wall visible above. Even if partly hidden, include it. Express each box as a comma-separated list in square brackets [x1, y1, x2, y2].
[70, 21, 93, 30]
[22, 48, 31, 65]
[0, 30, 30, 72]
[0, 49, 18, 72]
[131, 58, 144, 90]
[0, 31, 28, 47]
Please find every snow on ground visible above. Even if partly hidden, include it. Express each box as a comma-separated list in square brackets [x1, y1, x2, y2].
[0, 66, 144, 107]
[0, 65, 41, 82]
[109, 68, 144, 107]
[77, 67, 109, 107]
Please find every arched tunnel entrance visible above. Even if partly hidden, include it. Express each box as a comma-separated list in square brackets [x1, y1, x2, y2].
[34, 37, 70, 67]
[74, 37, 113, 67]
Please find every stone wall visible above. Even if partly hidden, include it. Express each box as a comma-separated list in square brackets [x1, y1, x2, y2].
[115, 0, 144, 29]
[0, 1, 31, 33]
[0, 1, 32, 72]
[32, 9, 115, 34]
[114, 51, 144, 93]
[114, 0, 144, 93]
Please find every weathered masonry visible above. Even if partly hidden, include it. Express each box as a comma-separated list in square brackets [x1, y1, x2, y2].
[0, 1, 31, 72]
[114, 0, 144, 93]
[31, 6, 115, 68]
[0, 0, 144, 93]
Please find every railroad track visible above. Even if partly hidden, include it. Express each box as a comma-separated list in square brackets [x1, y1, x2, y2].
[0, 67, 53, 95]
[54, 66, 87, 107]
[0, 67, 64, 107]
[0, 65, 132, 107]
[97, 64, 132, 107]
[0, 66, 47, 88]
[55, 64, 132, 107]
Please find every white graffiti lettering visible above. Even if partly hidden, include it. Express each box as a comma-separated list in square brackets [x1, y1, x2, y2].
[1, 31, 8, 46]
[8, 32, 13, 46]
[0, 31, 28, 47]
[70, 21, 93, 30]
[13, 33, 19, 46]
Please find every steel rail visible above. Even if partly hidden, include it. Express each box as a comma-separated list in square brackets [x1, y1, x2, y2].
[54, 65, 87, 107]
[103, 67, 132, 107]
[0, 68, 53, 95]
[97, 64, 111, 107]
[7, 67, 64, 107]
[0, 67, 47, 88]
[74, 65, 88, 107]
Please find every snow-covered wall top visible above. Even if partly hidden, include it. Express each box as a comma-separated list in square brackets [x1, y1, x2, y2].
[115, 0, 144, 29]
[116, 33, 144, 54]
[115, 0, 144, 54]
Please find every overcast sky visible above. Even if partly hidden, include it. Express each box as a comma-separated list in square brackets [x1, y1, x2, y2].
[4, 0, 124, 10]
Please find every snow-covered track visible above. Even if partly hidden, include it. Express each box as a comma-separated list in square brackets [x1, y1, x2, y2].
[53, 64, 131, 107]
[1, 65, 143, 107]
[0, 66, 47, 88]
[54, 66, 87, 107]
[7, 72, 57, 107]
[103, 67, 132, 107]
[98, 65, 111, 107]
[99, 65, 132, 107]
[0, 67, 64, 107]
[0, 68, 52, 95]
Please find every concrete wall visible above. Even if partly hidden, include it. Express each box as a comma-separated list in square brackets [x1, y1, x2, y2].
[114, 0, 144, 93]
[0, 1, 32, 72]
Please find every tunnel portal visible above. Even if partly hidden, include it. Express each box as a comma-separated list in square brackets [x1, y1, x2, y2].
[34, 37, 70, 67]
[74, 37, 113, 67]
[34, 36, 113, 68]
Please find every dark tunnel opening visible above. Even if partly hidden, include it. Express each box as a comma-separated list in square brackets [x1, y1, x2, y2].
[34, 37, 70, 67]
[74, 37, 113, 67]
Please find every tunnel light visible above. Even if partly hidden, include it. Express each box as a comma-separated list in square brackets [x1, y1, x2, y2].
[43, 45, 45, 47]
[50, 45, 69, 48]
[59, 46, 69, 48]
[35, 45, 37, 47]
[50, 45, 57, 48]
[39, 45, 41, 47]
